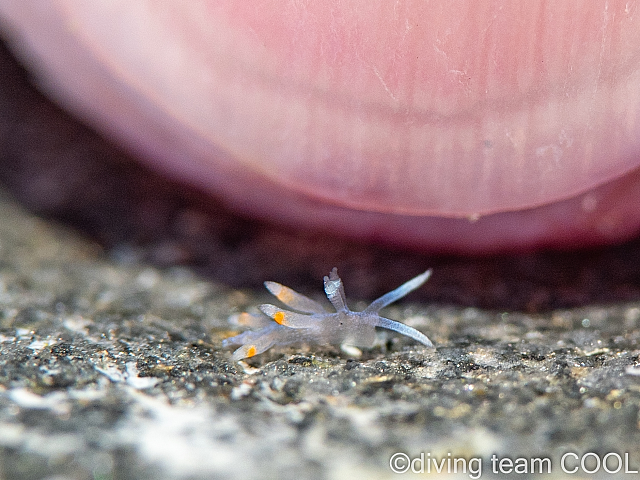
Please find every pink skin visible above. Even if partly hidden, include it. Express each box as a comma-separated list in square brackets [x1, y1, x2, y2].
[1, 1, 640, 252]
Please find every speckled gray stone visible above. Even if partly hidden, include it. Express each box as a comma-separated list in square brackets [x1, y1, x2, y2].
[1, 192, 640, 479]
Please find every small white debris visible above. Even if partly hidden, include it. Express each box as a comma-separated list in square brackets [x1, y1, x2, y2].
[94, 362, 160, 389]
[28, 338, 56, 351]
[340, 344, 362, 358]
[125, 362, 161, 389]
[230, 381, 253, 400]
[625, 366, 640, 376]
[63, 315, 92, 334]
[8, 388, 70, 415]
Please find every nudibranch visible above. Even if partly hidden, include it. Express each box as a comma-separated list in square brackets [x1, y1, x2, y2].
[223, 268, 433, 360]
[2, 2, 640, 252]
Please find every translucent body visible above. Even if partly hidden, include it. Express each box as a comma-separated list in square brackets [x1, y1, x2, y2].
[223, 268, 433, 361]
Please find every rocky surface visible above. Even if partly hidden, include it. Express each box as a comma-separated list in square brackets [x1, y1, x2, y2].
[2, 38, 640, 480]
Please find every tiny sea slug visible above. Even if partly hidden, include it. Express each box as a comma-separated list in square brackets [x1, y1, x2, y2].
[223, 268, 434, 361]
